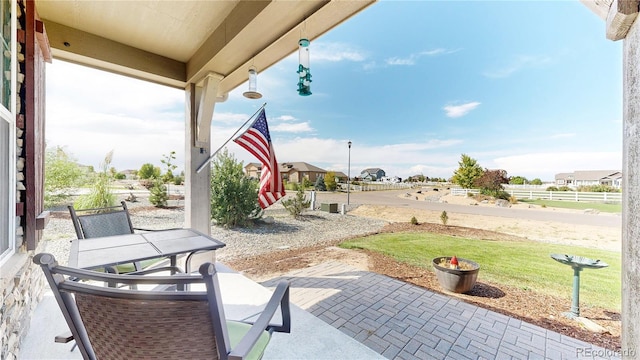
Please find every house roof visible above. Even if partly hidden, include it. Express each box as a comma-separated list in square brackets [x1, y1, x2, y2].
[573, 170, 622, 181]
[554, 172, 574, 179]
[34, 1, 376, 91]
[280, 162, 326, 173]
[361, 168, 383, 173]
[331, 171, 348, 178]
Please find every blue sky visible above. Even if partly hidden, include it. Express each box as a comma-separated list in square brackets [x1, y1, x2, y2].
[45, 1, 622, 182]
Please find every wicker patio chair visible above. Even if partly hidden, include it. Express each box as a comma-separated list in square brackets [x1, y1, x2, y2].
[68, 201, 179, 274]
[34, 253, 291, 360]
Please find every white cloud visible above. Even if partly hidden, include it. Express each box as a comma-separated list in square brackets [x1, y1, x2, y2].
[271, 122, 314, 133]
[385, 48, 459, 66]
[483, 55, 552, 78]
[443, 102, 481, 118]
[312, 42, 367, 62]
[277, 115, 296, 122]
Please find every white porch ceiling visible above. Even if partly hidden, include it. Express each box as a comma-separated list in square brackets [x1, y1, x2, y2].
[34, 0, 376, 94]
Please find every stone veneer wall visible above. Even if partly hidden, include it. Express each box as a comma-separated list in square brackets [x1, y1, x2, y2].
[0, 1, 47, 359]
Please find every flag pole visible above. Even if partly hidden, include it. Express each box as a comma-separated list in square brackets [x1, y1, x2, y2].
[196, 102, 267, 173]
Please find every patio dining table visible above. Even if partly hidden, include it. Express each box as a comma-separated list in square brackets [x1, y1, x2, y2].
[68, 228, 226, 272]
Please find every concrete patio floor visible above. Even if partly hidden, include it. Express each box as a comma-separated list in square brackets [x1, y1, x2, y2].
[21, 261, 619, 359]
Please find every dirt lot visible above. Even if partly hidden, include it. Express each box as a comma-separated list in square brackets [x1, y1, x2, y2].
[229, 192, 622, 351]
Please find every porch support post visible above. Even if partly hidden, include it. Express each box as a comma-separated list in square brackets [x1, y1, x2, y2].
[622, 17, 640, 359]
[184, 73, 224, 235]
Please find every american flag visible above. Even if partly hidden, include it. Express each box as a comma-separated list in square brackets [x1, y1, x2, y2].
[233, 109, 285, 209]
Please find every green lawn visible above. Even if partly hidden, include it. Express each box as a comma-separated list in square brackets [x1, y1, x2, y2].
[340, 232, 621, 310]
[518, 199, 621, 213]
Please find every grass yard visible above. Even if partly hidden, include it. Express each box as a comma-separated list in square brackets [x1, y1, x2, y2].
[518, 199, 621, 213]
[340, 232, 621, 310]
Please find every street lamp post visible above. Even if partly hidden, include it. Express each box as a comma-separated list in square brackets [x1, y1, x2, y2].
[347, 141, 352, 205]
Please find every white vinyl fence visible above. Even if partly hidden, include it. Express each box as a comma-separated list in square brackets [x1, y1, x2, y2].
[450, 188, 622, 203]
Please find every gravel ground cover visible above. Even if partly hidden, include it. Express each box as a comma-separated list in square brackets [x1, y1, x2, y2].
[41, 197, 388, 266]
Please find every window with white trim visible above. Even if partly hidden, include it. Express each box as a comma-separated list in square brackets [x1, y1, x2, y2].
[0, 0, 15, 265]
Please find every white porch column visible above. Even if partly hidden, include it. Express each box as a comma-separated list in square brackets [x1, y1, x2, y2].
[184, 73, 224, 235]
[622, 17, 640, 359]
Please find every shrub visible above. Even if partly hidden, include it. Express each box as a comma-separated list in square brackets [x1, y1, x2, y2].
[324, 172, 337, 191]
[210, 149, 262, 228]
[410, 216, 419, 225]
[173, 176, 184, 185]
[75, 151, 116, 210]
[302, 177, 312, 190]
[440, 211, 449, 225]
[149, 178, 168, 207]
[282, 186, 311, 218]
[546, 186, 559, 191]
[558, 186, 572, 191]
[479, 188, 510, 200]
[314, 176, 326, 191]
[509, 196, 518, 204]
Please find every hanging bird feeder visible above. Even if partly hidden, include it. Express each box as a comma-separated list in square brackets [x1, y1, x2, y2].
[243, 66, 262, 99]
[297, 38, 312, 96]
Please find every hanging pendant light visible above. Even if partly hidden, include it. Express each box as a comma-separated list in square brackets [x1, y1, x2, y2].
[297, 38, 312, 96]
[243, 66, 262, 99]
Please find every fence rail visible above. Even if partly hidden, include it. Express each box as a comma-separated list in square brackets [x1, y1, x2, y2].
[450, 188, 622, 203]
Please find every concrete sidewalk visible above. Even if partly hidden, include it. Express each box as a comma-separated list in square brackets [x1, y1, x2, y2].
[261, 261, 620, 360]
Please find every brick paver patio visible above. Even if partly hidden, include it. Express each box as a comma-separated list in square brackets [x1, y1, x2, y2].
[261, 261, 619, 360]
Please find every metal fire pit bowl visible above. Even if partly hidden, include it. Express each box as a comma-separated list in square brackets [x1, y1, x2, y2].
[550, 253, 609, 319]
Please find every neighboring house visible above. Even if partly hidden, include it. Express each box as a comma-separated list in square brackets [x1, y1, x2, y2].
[244, 162, 262, 180]
[361, 168, 386, 181]
[555, 170, 622, 189]
[554, 172, 574, 186]
[244, 161, 328, 184]
[280, 162, 327, 184]
[330, 171, 348, 183]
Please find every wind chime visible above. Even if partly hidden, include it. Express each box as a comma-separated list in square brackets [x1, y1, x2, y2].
[297, 38, 312, 96]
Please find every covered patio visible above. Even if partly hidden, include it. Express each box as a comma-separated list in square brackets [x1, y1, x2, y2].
[22, 261, 615, 359]
[3, 0, 640, 358]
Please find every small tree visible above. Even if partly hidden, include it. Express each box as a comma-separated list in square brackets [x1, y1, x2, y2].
[149, 177, 168, 207]
[282, 185, 311, 218]
[314, 176, 326, 191]
[210, 149, 262, 228]
[324, 171, 337, 191]
[161, 151, 178, 183]
[138, 163, 160, 180]
[474, 169, 510, 199]
[44, 146, 85, 208]
[451, 154, 484, 189]
[440, 211, 449, 225]
[75, 150, 116, 209]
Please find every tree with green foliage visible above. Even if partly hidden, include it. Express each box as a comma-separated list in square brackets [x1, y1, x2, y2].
[530, 178, 543, 185]
[138, 163, 160, 179]
[282, 185, 311, 218]
[75, 150, 116, 209]
[44, 146, 86, 208]
[324, 171, 337, 191]
[210, 149, 262, 227]
[451, 154, 484, 189]
[509, 176, 528, 185]
[315, 176, 327, 191]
